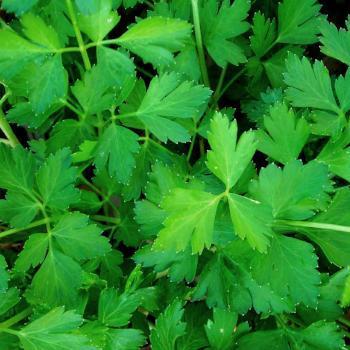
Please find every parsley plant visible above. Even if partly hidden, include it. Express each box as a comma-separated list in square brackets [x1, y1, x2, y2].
[0, 0, 350, 349]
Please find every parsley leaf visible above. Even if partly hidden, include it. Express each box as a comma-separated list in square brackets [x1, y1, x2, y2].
[303, 188, 350, 267]
[257, 102, 310, 164]
[18, 307, 94, 350]
[36, 148, 79, 210]
[94, 124, 140, 183]
[116, 17, 192, 67]
[320, 19, 350, 66]
[77, 0, 120, 42]
[200, 0, 251, 67]
[238, 320, 344, 350]
[98, 288, 141, 327]
[250, 160, 331, 220]
[207, 112, 256, 190]
[150, 300, 186, 350]
[106, 329, 145, 350]
[284, 53, 350, 128]
[277, 0, 322, 44]
[120, 72, 211, 143]
[205, 309, 246, 350]
[153, 189, 220, 254]
[1, 0, 38, 15]
[228, 194, 273, 253]
[250, 12, 276, 58]
[51, 213, 111, 260]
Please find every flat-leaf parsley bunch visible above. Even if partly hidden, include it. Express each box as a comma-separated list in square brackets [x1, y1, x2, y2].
[0, 0, 350, 349]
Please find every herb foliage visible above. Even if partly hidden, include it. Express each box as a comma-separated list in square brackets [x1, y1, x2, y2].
[0, 0, 350, 349]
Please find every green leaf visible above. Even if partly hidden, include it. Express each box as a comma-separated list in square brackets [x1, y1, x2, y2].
[171, 41, 201, 81]
[0, 146, 41, 228]
[1, 0, 38, 15]
[238, 321, 344, 350]
[257, 103, 309, 164]
[201, 0, 251, 67]
[319, 19, 350, 66]
[284, 54, 341, 114]
[106, 329, 145, 350]
[277, 0, 321, 44]
[51, 213, 111, 260]
[303, 188, 350, 267]
[30, 249, 82, 307]
[242, 88, 283, 126]
[6, 102, 53, 129]
[98, 288, 141, 327]
[46, 119, 94, 154]
[74, 0, 99, 15]
[36, 148, 79, 210]
[116, 16, 192, 67]
[205, 309, 238, 350]
[0, 255, 9, 292]
[152, 0, 191, 20]
[97, 46, 136, 101]
[94, 124, 140, 183]
[122, 0, 145, 8]
[153, 189, 220, 254]
[250, 161, 330, 220]
[263, 46, 304, 88]
[341, 273, 350, 307]
[150, 300, 186, 350]
[251, 235, 320, 307]
[135, 200, 166, 236]
[193, 247, 294, 314]
[299, 269, 350, 323]
[0, 191, 39, 228]
[134, 245, 197, 283]
[29, 54, 67, 114]
[72, 64, 115, 115]
[42, 1, 73, 46]
[97, 249, 123, 287]
[0, 30, 47, 81]
[0, 262, 20, 316]
[334, 69, 350, 113]
[15, 233, 48, 273]
[18, 307, 94, 350]
[317, 128, 350, 181]
[0, 144, 36, 194]
[145, 161, 188, 203]
[0, 288, 20, 317]
[207, 112, 256, 189]
[176, 304, 210, 350]
[120, 72, 211, 143]
[299, 320, 345, 349]
[250, 12, 276, 57]
[21, 13, 61, 50]
[77, 0, 120, 41]
[228, 194, 274, 253]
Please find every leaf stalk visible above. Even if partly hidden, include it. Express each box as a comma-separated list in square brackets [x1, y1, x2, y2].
[191, 0, 210, 87]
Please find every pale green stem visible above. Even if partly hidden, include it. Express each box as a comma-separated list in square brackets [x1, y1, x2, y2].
[212, 65, 227, 104]
[0, 307, 32, 331]
[0, 94, 19, 147]
[65, 0, 92, 70]
[276, 220, 350, 233]
[59, 99, 85, 118]
[0, 218, 51, 239]
[191, 0, 210, 87]
[91, 215, 121, 225]
[187, 131, 197, 162]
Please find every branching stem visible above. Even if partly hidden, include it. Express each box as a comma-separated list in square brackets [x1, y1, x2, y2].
[0, 218, 51, 239]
